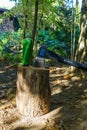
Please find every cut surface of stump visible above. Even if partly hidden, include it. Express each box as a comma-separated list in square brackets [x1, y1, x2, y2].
[16, 66, 51, 117]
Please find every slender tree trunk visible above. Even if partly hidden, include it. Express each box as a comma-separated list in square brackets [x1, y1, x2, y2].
[76, 0, 80, 24]
[22, 0, 29, 38]
[71, 24, 73, 59]
[73, 1, 77, 59]
[75, 0, 87, 62]
[71, 0, 74, 60]
[32, 0, 39, 45]
[73, 18, 76, 58]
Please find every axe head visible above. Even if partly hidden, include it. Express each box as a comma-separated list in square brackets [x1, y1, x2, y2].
[33, 46, 49, 68]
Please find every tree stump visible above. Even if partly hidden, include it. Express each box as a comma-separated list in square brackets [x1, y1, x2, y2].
[16, 66, 51, 117]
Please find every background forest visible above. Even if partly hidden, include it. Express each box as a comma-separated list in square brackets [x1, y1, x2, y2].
[0, 0, 86, 66]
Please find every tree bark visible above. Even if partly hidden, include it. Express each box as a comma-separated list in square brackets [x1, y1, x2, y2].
[32, 0, 38, 41]
[75, 0, 87, 62]
[22, 0, 29, 38]
[16, 66, 51, 117]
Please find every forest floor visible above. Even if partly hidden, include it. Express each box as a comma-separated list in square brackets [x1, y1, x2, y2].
[0, 60, 87, 130]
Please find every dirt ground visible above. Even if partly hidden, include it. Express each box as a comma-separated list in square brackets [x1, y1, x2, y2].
[0, 60, 87, 130]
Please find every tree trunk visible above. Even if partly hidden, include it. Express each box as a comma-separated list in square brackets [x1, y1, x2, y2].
[22, 0, 29, 38]
[71, 0, 74, 60]
[75, 0, 87, 62]
[32, 0, 39, 43]
[16, 66, 51, 117]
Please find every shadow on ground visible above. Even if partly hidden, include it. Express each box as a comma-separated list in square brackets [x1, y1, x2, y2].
[50, 68, 87, 130]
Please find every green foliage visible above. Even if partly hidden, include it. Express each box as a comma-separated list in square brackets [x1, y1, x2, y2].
[3, 53, 21, 65]
[0, 0, 81, 62]
[37, 29, 68, 57]
[0, 30, 23, 65]
[37, 0, 81, 58]
[0, 29, 23, 47]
